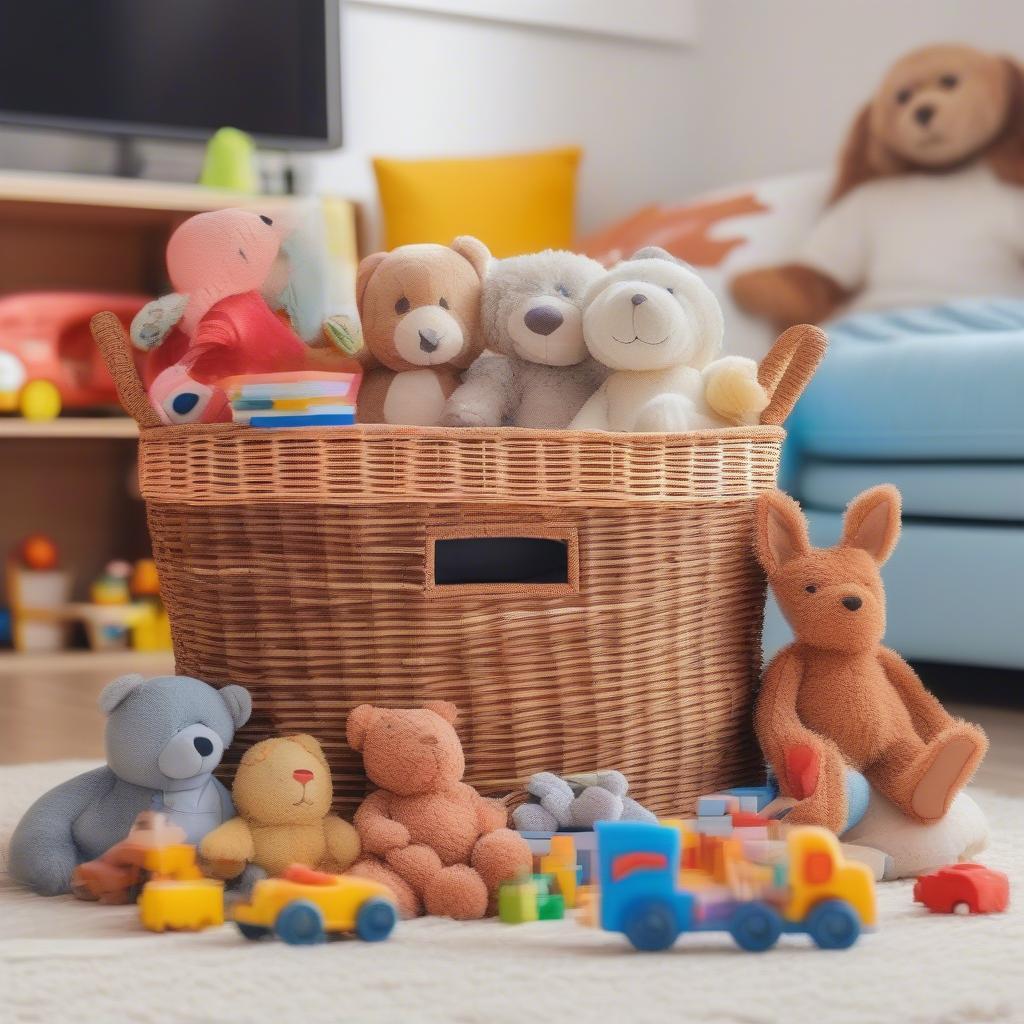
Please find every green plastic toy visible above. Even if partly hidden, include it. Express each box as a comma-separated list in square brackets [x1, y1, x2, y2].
[200, 127, 258, 193]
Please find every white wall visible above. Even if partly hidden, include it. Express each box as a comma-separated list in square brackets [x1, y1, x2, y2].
[2, 0, 1024, 240]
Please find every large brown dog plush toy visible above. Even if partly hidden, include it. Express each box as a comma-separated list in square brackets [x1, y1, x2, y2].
[754, 485, 988, 834]
[733, 45, 1024, 327]
[346, 702, 531, 920]
[355, 237, 490, 425]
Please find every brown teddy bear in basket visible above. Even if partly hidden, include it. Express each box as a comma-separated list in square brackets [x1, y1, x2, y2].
[199, 734, 360, 886]
[754, 484, 988, 834]
[355, 237, 491, 425]
[346, 701, 531, 919]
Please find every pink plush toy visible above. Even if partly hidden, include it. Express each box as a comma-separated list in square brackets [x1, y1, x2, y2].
[133, 209, 312, 425]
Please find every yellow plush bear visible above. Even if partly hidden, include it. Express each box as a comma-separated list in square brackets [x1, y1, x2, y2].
[200, 734, 360, 882]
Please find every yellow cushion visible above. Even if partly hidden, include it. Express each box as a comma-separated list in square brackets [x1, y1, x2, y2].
[373, 146, 581, 258]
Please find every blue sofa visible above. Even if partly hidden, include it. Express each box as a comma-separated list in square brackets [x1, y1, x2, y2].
[762, 300, 1024, 670]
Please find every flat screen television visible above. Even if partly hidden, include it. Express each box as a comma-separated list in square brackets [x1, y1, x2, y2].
[0, 0, 341, 150]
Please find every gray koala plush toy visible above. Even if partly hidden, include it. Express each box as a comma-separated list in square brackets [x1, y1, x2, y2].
[440, 250, 608, 429]
[512, 770, 657, 832]
[9, 674, 251, 896]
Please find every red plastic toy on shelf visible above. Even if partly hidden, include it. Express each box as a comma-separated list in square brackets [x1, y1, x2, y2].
[913, 863, 1010, 915]
[0, 292, 148, 420]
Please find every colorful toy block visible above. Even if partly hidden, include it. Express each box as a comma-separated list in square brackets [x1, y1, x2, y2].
[499, 877, 539, 924]
[539, 835, 581, 908]
[520, 829, 598, 884]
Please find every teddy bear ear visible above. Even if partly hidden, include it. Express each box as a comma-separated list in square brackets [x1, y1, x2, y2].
[346, 704, 378, 752]
[450, 236, 491, 280]
[240, 739, 271, 766]
[423, 700, 459, 725]
[290, 733, 327, 763]
[219, 685, 252, 730]
[99, 673, 145, 715]
[356, 251, 388, 310]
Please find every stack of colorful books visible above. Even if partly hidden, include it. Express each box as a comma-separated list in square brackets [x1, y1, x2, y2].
[222, 371, 361, 428]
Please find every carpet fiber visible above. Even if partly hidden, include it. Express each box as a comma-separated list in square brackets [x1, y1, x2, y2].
[2, 761, 1022, 1024]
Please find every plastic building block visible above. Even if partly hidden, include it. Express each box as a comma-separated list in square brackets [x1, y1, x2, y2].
[913, 864, 1010, 915]
[139, 879, 224, 932]
[540, 835, 581, 909]
[724, 786, 777, 812]
[499, 878, 539, 924]
[696, 796, 730, 817]
[537, 891, 565, 920]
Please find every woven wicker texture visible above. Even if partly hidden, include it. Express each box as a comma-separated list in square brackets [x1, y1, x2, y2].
[92, 313, 825, 817]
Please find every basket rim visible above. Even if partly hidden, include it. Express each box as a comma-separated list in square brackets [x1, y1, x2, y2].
[138, 420, 787, 446]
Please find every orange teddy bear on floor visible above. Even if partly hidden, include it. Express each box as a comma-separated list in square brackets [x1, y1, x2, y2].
[346, 701, 531, 920]
[755, 485, 988, 834]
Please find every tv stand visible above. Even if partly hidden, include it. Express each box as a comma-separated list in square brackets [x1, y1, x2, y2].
[112, 136, 145, 178]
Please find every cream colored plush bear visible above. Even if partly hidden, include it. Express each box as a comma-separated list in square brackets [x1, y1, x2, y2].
[570, 247, 769, 432]
[200, 734, 360, 885]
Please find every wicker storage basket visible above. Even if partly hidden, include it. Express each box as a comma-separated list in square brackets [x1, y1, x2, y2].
[92, 314, 825, 817]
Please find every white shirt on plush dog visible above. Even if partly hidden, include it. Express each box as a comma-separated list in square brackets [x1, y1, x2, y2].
[570, 248, 768, 433]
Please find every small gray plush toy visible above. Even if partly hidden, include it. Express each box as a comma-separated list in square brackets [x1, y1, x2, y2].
[9, 674, 251, 896]
[513, 770, 657, 832]
[440, 250, 608, 429]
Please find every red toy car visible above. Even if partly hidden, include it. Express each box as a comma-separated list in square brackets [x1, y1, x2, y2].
[913, 863, 1009, 915]
[0, 292, 149, 420]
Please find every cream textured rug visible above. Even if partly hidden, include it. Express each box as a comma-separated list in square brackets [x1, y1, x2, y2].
[2, 761, 1022, 1024]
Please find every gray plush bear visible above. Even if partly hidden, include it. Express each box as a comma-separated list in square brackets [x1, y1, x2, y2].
[513, 770, 657, 832]
[440, 250, 608, 429]
[9, 674, 251, 896]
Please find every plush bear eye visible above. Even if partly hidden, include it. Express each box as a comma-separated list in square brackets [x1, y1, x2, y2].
[439, 297, 449, 310]
[666, 287, 674, 294]
[939, 73, 959, 89]
[896, 87, 913, 105]
[395, 297, 410, 315]
[556, 285, 571, 299]
[805, 585, 817, 594]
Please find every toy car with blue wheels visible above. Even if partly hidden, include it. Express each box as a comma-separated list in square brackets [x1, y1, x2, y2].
[233, 864, 398, 945]
[595, 820, 875, 952]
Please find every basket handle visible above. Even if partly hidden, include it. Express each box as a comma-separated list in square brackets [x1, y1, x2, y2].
[757, 323, 828, 427]
[91, 311, 162, 429]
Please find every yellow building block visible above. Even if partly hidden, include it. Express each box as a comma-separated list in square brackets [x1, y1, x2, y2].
[139, 879, 224, 932]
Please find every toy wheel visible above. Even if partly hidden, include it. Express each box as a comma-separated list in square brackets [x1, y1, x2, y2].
[807, 899, 860, 950]
[274, 900, 327, 946]
[622, 899, 679, 952]
[20, 380, 61, 421]
[236, 922, 271, 941]
[729, 902, 783, 952]
[953, 901, 972, 916]
[356, 897, 398, 942]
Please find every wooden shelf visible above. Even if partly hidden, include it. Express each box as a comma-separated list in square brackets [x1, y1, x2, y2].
[0, 648, 173, 676]
[0, 417, 138, 439]
[0, 170, 300, 215]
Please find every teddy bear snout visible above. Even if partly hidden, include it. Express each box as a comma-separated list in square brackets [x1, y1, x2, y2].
[630, 293, 647, 306]
[524, 305, 563, 336]
[193, 736, 214, 756]
[418, 329, 440, 353]
[842, 595, 864, 611]
[914, 103, 936, 126]
[293, 768, 314, 783]
[419, 734, 439, 746]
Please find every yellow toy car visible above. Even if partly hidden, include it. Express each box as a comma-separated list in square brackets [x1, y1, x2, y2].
[233, 864, 399, 945]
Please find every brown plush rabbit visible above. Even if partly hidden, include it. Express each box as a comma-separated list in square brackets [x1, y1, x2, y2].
[754, 485, 987, 834]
